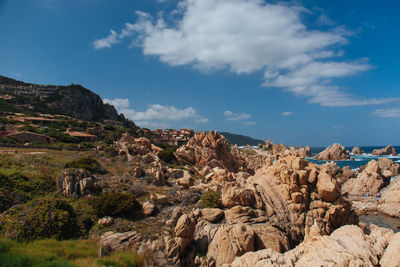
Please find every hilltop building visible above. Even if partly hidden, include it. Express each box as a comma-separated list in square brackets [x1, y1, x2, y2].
[152, 128, 194, 145]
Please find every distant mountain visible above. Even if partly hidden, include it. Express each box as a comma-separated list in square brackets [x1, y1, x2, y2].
[0, 75, 133, 125]
[220, 132, 264, 146]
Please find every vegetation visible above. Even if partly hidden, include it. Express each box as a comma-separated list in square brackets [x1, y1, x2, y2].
[198, 191, 222, 209]
[65, 156, 105, 174]
[220, 131, 264, 146]
[0, 197, 78, 241]
[0, 238, 143, 267]
[241, 149, 257, 156]
[90, 192, 141, 219]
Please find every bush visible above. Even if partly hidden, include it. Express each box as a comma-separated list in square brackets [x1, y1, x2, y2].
[198, 191, 222, 209]
[0, 197, 78, 241]
[90, 192, 141, 219]
[158, 148, 176, 164]
[65, 157, 105, 174]
[104, 146, 118, 157]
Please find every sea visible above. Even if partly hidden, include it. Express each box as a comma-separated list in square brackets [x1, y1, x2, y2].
[308, 146, 400, 172]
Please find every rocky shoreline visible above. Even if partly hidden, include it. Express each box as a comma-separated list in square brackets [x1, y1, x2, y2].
[95, 134, 400, 266]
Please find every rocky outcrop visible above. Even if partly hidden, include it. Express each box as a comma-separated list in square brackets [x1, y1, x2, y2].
[263, 139, 287, 155]
[99, 231, 142, 257]
[59, 169, 101, 197]
[175, 131, 248, 173]
[46, 84, 128, 123]
[380, 232, 400, 266]
[117, 134, 152, 159]
[351, 146, 364, 155]
[160, 155, 357, 266]
[372, 145, 398, 156]
[315, 143, 350, 161]
[206, 224, 255, 266]
[342, 158, 400, 195]
[229, 224, 393, 267]
[377, 177, 400, 218]
[142, 201, 155, 216]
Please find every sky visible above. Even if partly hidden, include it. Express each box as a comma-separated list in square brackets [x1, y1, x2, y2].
[1, 0, 400, 146]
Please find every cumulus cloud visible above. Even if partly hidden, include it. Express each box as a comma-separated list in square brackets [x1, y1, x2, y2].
[104, 98, 208, 127]
[224, 110, 251, 121]
[371, 108, 400, 118]
[282, 111, 293, 116]
[94, 0, 400, 107]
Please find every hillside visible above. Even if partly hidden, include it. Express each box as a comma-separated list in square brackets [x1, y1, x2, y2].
[0, 75, 131, 124]
[220, 131, 264, 146]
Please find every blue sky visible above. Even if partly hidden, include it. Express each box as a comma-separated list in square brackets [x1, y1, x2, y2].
[1, 0, 400, 146]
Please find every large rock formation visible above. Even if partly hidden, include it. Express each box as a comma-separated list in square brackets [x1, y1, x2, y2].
[351, 146, 364, 155]
[162, 154, 357, 266]
[342, 158, 400, 195]
[315, 143, 350, 161]
[118, 133, 152, 159]
[175, 131, 248, 173]
[59, 169, 101, 197]
[229, 224, 394, 267]
[372, 145, 398, 156]
[377, 177, 400, 218]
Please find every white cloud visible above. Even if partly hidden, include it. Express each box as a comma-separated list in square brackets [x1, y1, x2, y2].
[224, 110, 251, 121]
[244, 121, 256, 125]
[371, 108, 400, 118]
[282, 111, 293, 116]
[103, 98, 130, 109]
[94, 0, 400, 107]
[104, 98, 208, 127]
[93, 30, 120, 49]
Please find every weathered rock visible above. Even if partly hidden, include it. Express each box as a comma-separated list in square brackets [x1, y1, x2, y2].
[59, 169, 100, 197]
[142, 201, 155, 216]
[150, 194, 169, 205]
[221, 185, 255, 208]
[316, 170, 340, 202]
[372, 145, 398, 156]
[250, 225, 290, 253]
[145, 168, 166, 186]
[378, 178, 400, 218]
[98, 216, 113, 226]
[142, 153, 159, 163]
[230, 225, 391, 267]
[99, 231, 141, 257]
[201, 208, 224, 223]
[175, 214, 196, 238]
[206, 223, 255, 266]
[315, 143, 350, 161]
[342, 158, 399, 195]
[176, 170, 194, 189]
[351, 146, 364, 155]
[175, 131, 248, 173]
[380, 232, 400, 266]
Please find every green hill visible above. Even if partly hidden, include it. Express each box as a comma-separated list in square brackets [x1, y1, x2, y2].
[220, 132, 264, 146]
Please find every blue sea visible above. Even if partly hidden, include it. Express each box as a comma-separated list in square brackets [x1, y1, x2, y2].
[307, 146, 400, 171]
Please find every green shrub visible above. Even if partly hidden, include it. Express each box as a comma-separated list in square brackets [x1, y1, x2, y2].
[65, 157, 105, 174]
[158, 148, 176, 163]
[0, 171, 55, 211]
[198, 192, 222, 209]
[90, 192, 141, 219]
[104, 146, 118, 157]
[241, 149, 257, 155]
[0, 197, 78, 241]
